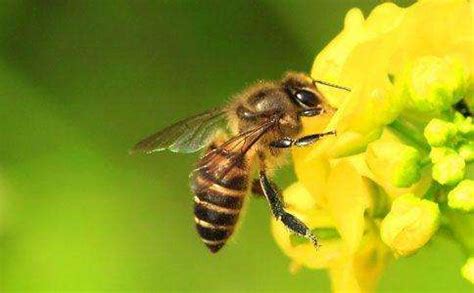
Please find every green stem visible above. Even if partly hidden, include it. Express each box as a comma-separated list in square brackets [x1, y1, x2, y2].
[423, 181, 441, 201]
[419, 157, 432, 168]
[445, 210, 474, 256]
[388, 119, 431, 153]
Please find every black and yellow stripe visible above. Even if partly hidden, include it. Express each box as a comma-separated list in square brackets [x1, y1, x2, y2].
[191, 143, 249, 253]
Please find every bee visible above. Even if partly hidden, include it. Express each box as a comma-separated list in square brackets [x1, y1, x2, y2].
[131, 72, 350, 253]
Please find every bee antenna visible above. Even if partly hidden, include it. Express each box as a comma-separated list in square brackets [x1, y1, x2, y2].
[312, 79, 351, 92]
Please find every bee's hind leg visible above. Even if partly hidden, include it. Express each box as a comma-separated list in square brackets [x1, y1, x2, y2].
[251, 179, 265, 197]
[258, 169, 319, 248]
[251, 178, 278, 198]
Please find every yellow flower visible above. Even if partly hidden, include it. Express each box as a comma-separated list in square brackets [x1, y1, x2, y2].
[448, 180, 474, 212]
[430, 147, 458, 164]
[380, 194, 440, 256]
[309, 0, 472, 157]
[424, 118, 458, 147]
[459, 143, 474, 162]
[272, 182, 390, 292]
[432, 153, 466, 186]
[271, 182, 345, 270]
[399, 56, 470, 113]
[328, 231, 391, 293]
[271, 0, 473, 291]
[366, 140, 422, 188]
[461, 257, 474, 284]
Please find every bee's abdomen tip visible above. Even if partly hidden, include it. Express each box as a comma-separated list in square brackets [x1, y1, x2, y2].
[206, 243, 224, 253]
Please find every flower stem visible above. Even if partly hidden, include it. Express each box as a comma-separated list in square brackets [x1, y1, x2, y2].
[423, 182, 442, 201]
[445, 210, 474, 256]
[388, 119, 431, 153]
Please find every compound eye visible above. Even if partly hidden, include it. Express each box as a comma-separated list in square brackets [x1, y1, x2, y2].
[294, 89, 317, 108]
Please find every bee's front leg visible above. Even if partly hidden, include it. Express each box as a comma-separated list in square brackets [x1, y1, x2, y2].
[258, 170, 319, 248]
[269, 131, 335, 149]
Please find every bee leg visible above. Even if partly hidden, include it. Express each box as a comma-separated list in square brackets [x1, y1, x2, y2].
[270, 131, 336, 148]
[259, 170, 319, 248]
[251, 178, 278, 198]
[251, 179, 265, 197]
[299, 108, 323, 117]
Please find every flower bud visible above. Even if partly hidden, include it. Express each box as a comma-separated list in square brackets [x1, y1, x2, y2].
[432, 153, 465, 186]
[461, 257, 474, 284]
[366, 140, 422, 188]
[424, 119, 457, 147]
[399, 56, 469, 112]
[448, 180, 474, 212]
[380, 194, 440, 256]
[459, 143, 474, 162]
[328, 129, 383, 158]
[453, 114, 474, 136]
[429, 147, 457, 164]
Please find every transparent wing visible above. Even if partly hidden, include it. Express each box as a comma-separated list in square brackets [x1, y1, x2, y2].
[131, 108, 227, 154]
[193, 118, 278, 193]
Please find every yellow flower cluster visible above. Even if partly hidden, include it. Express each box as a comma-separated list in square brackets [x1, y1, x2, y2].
[272, 0, 473, 292]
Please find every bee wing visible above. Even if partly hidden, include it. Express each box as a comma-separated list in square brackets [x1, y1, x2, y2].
[194, 117, 278, 190]
[131, 107, 227, 154]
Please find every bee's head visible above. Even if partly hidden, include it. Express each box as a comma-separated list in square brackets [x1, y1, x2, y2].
[281, 72, 343, 116]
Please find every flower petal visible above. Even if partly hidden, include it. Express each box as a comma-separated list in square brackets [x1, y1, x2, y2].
[325, 160, 372, 253]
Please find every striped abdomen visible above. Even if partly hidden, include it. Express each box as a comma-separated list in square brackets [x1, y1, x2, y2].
[191, 144, 249, 253]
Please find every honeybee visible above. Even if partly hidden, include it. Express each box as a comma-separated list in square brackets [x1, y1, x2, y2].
[131, 72, 349, 253]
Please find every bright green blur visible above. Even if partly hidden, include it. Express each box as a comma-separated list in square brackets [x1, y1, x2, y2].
[0, 0, 470, 291]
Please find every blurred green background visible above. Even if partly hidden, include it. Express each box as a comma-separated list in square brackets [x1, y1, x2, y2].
[0, 0, 470, 291]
